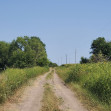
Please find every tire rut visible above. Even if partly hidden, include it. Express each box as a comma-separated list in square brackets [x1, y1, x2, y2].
[51, 71, 88, 111]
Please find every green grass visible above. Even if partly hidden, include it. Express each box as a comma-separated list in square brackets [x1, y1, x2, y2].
[46, 69, 54, 80]
[0, 66, 49, 103]
[41, 83, 62, 111]
[56, 62, 111, 111]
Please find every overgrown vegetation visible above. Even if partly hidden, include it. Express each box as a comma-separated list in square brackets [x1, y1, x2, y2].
[56, 63, 111, 110]
[0, 67, 49, 103]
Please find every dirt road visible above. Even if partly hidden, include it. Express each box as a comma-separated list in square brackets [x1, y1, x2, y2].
[0, 69, 88, 111]
[52, 71, 88, 111]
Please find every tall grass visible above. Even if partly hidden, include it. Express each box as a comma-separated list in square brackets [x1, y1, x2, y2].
[56, 62, 111, 104]
[0, 67, 49, 103]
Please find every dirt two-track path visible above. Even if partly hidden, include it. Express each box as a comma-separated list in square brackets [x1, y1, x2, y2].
[52, 70, 88, 111]
[0, 69, 88, 111]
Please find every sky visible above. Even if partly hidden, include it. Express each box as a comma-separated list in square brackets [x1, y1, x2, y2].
[0, 0, 111, 65]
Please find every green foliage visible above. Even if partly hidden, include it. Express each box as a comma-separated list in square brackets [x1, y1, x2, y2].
[56, 65, 74, 81]
[56, 63, 111, 104]
[80, 37, 111, 64]
[90, 51, 107, 63]
[91, 37, 106, 54]
[0, 41, 10, 69]
[37, 57, 49, 67]
[28, 36, 48, 66]
[0, 67, 49, 103]
[0, 36, 49, 69]
[49, 62, 58, 67]
[80, 57, 89, 64]
[91, 37, 111, 60]
[65, 65, 82, 83]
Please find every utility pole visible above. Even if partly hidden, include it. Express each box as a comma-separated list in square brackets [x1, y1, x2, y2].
[66, 54, 67, 64]
[75, 49, 76, 64]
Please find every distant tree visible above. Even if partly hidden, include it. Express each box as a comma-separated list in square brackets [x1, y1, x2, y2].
[0, 41, 10, 69]
[104, 42, 111, 60]
[80, 57, 89, 64]
[90, 51, 107, 63]
[80, 37, 111, 64]
[49, 62, 58, 67]
[91, 37, 106, 54]
[91, 37, 111, 60]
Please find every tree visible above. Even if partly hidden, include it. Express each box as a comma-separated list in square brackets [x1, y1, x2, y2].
[91, 37, 111, 60]
[8, 36, 49, 68]
[90, 51, 107, 63]
[49, 62, 58, 67]
[28, 36, 48, 66]
[80, 57, 89, 64]
[0, 41, 10, 69]
[91, 37, 106, 54]
[104, 42, 111, 60]
[8, 37, 29, 68]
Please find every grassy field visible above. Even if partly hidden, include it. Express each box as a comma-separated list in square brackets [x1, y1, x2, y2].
[0, 67, 49, 103]
[56, 63, 111, 111]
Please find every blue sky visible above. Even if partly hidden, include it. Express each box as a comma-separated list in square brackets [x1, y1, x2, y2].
[0, 0, 111, 65]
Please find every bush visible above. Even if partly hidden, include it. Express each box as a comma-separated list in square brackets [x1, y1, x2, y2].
[65, 65, 81, 83]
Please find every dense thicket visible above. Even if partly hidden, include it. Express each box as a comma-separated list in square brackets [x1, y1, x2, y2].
[0, 36, 49, 69]
[80, 37, 111, 63]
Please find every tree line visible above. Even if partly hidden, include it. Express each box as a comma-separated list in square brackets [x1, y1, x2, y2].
[80, 37, 111, 63]
[0, 36, 57, 70]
